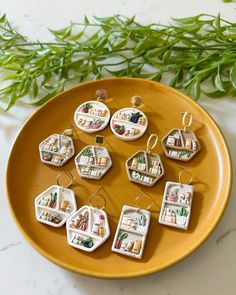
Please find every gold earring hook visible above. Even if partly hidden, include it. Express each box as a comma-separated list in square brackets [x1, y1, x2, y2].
[182, 111, 193, 133]
[56, 170, 74, 188]
[134, 189, 153, 210]
[178, 167, 193, 185]
[146, 133, 158, 153]
[89, 187, 106, 210]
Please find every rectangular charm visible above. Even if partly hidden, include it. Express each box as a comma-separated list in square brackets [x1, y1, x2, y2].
[111, 205, 150, 259]
[158, 181, 194, 230]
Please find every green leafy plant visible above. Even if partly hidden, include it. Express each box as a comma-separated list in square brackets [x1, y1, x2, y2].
[1, 13, 236, 110]
[137, 154, 146, 164]
[82, 148, 93, 157]
[176, 207, 188, 217]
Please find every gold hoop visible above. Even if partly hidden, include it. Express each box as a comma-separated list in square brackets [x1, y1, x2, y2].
[134, 190, 153, 210]
[89, 187, 106, 210]
[146, 133, 158, 153]
[178, 167, 193, 185]
[182, 111, 192, 132]
[56, 170, 74, 188]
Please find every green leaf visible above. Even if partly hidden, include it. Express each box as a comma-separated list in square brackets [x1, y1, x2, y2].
[5, 89, 18, 111]
[3, 73, 21, 81]
[1, 64, 23, 71]
[134, 37, 148, 55]
[84, 15, 89, 25]
[214, 66, 225, 91]
[172, 14, 203, 25]
[213, 13, 221, 31]
[170, 68, 183, 87]
[0, 14, 6, 23]
[193, 76, 201, 100]
[162, 48, 172, 64]
[204, 90, 226, 98]
[33, 79, 38, 98]
[68, 30, 84, 41]
[230, 62, 236, 89]
[145, 47, 163, 58]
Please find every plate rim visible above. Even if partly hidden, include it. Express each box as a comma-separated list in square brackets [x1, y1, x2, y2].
[5, 77, 233, 279]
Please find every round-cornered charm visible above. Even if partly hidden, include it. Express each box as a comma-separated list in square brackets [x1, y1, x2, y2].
[126, 150, 164, 187]
[75, 145, 112, 180]
[74, 100, 110, 133]
[39, 134, 75, 167]
[161, 128, 201, 162]
[66, 205, 110, 252]
[110, 107, 148, 141]
[35, 185, 77, 228]
[111, 205, 151, 259]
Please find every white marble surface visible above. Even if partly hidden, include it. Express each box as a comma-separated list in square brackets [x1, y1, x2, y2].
[0, 0, 236, 294]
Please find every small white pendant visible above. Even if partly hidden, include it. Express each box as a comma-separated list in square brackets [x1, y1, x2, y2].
[75, 136, 112, 180]
[39, 133, 75, 167]
[161, 112, 201, 162]
[74, 89, 111, 133]
[66, 205, 110, 252]
[35, 185, 77, 228]
[110, 107, 148, 141]
[126, 134, 164, 186]
[158, 181, 194, 230]
[111, 205, 151, 259]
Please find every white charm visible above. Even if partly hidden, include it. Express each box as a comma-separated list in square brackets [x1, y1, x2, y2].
[112, 204, 151, 259]
[126, 134, 164, 186]
[39, 133, 75, 167]
[35, 185, 77, 228]
[110, 107, 148, 141]
[66, 205, 110, 252]
[110, 95, 148, 141]
[161, 111, 201, 162]
[74, 136, 112, 180]
[158, 181, 194, 230]
[74, 89, 111, 133]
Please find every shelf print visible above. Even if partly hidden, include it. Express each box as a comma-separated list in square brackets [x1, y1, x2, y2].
[112, 205, 151, 259]
[158, 181, 194, 230]
[66, 205, 110, 252]
[161, 128, 201, 162]
[35, 185, 77, 228]
[126, 150, 164, 187]
[75, 145, 112, 180]
[110, 108, 148, 141]
[74, 100, 110, 133]
[39, 134, 75, 167]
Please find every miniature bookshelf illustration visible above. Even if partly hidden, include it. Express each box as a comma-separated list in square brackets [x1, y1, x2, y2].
[75, 136, 112, 180]
[126, 150, 164, 187]
[110, 107, 148, 141]
[161, 128, 201, 161]
[111, 205, 151, 259]
[39, 134, 75, 167]
[158, 181, 194, 230]
[35, 185, 77, 228]
[66, 205, 110, 252]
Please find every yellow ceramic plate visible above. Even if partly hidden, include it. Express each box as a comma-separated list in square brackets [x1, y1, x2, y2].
[6, 78, 232, 279]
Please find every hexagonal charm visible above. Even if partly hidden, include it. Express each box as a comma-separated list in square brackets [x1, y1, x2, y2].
[110, 107, 148, 141]
[35, 185, 77, 228]
[66, 205, 110, 252]
[75, 145, 112, 180]
[126, 150, 164, 187]
[161, 128, 201, 162]
[39, 134, 75, 167]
